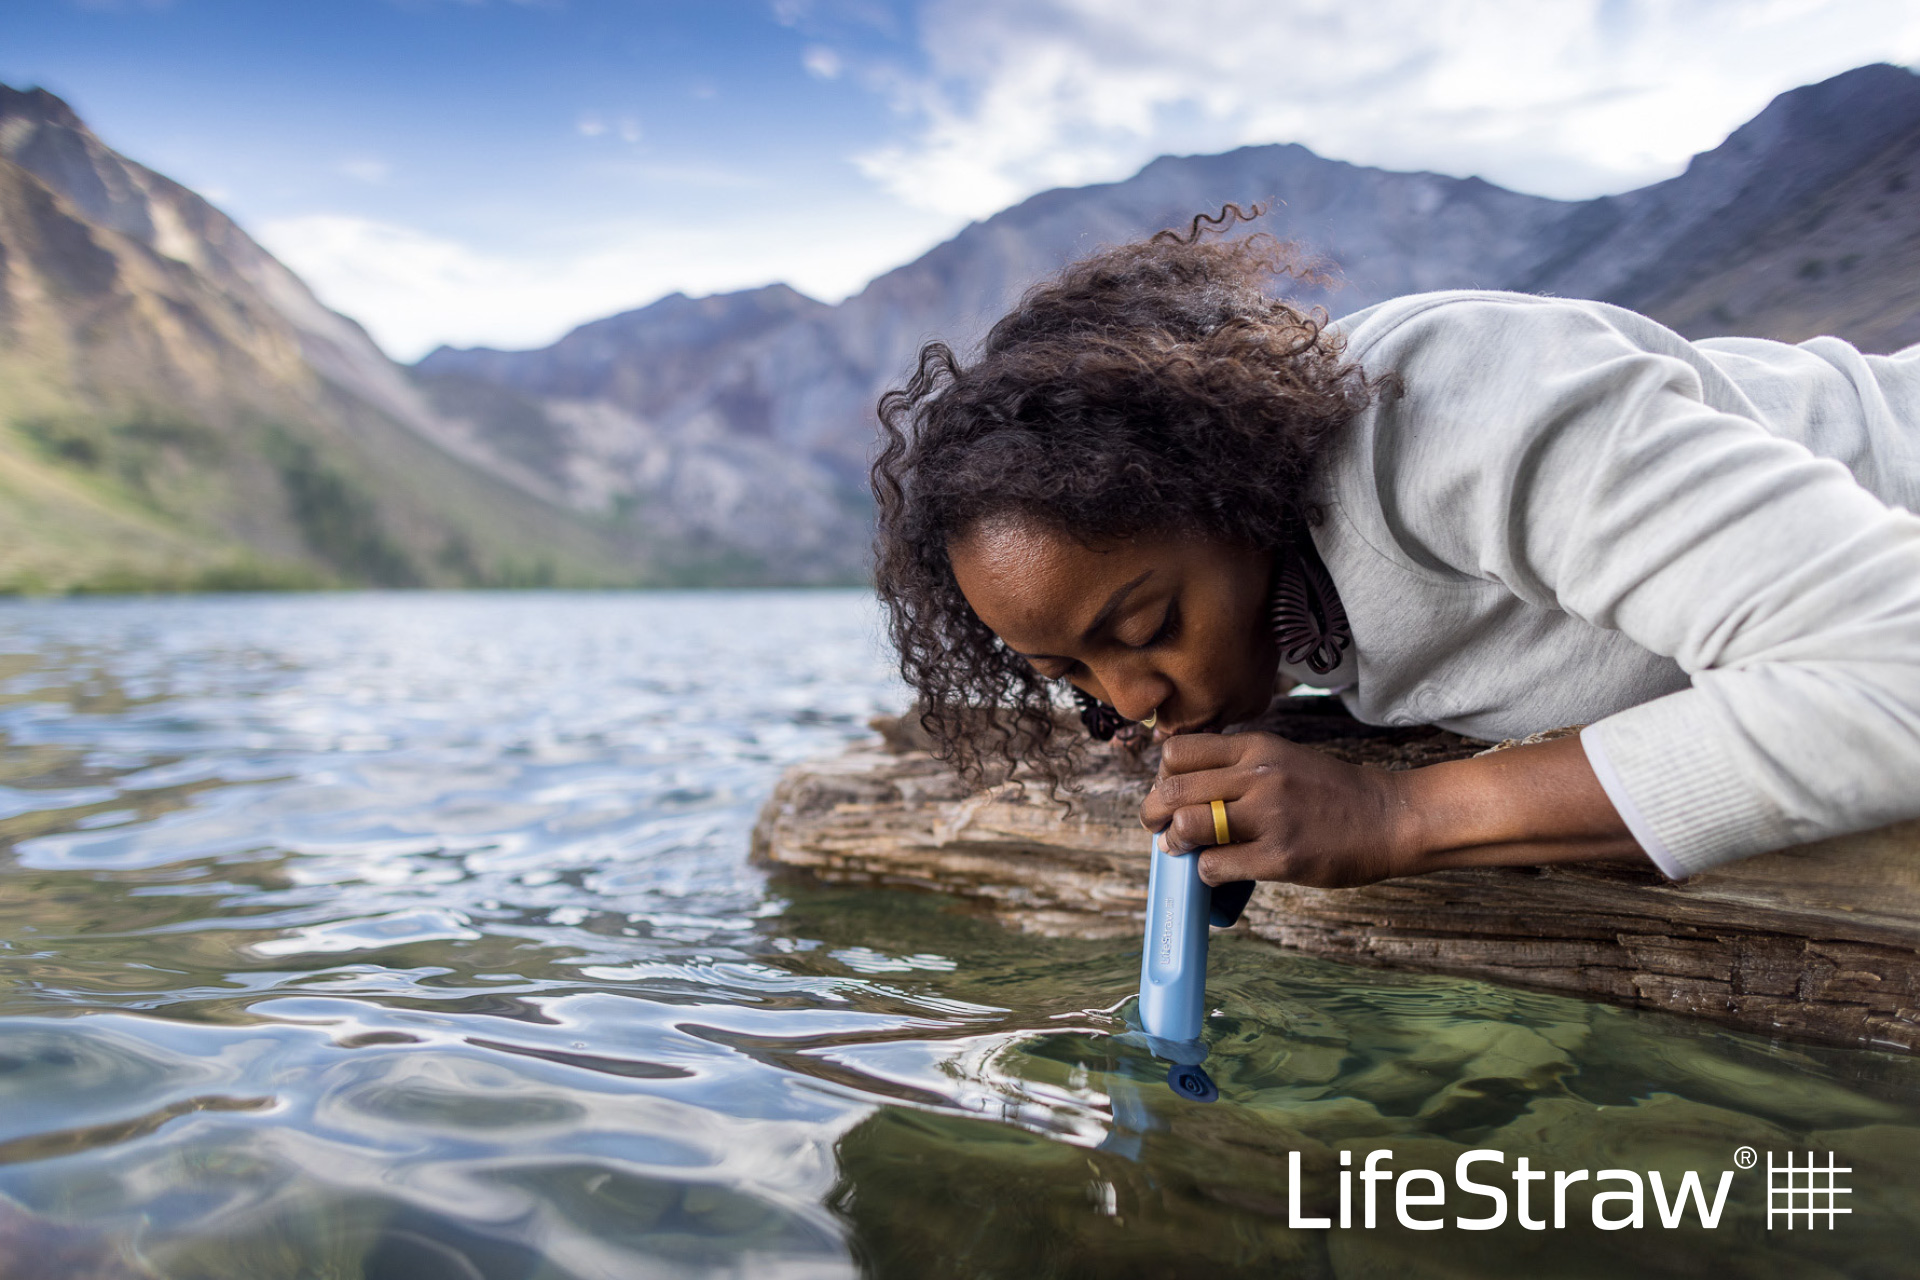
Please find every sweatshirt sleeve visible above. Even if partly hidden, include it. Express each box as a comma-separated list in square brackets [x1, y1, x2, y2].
[1353, 296, 1920, 876]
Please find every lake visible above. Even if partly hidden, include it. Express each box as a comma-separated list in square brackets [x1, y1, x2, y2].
[1, 592, 1916, 1279]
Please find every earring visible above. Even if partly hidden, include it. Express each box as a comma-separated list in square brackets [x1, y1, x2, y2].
[1270, 531, 1352, 675]
[1071, 687, 1126, 742]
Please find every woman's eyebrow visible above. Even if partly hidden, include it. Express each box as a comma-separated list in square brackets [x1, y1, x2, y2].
[1080, 571, 1154, 643]
[1006, 571, 1157, 661]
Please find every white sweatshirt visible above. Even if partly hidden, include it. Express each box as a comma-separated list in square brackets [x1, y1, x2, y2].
[1303, 290, 1920, 878]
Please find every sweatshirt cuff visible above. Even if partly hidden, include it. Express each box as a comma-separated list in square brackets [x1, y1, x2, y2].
[1580, 729, 1685, 880]
[1580, 691, 1794, 877]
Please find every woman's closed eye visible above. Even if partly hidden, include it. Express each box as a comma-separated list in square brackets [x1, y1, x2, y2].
[1119, 602, 1180, 651]
[1014, 601, 1176, 679]
[1026, 655, 1080, 681]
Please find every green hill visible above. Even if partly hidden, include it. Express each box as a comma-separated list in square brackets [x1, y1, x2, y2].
[0, 85, 719, 593]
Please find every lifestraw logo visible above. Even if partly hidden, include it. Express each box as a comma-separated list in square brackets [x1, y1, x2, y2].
[1275, 1148, 1852, 1231]
[1766, 1150, 1852, 1229]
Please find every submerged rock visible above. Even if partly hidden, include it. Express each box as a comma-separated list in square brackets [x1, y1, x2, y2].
[0, 1194, 158, 1280]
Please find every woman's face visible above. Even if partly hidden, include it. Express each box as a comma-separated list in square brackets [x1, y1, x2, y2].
[949, 516, 1279, 737]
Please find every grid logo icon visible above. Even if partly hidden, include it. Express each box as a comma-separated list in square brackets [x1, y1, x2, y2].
[1767, 1151, 1852, 1229]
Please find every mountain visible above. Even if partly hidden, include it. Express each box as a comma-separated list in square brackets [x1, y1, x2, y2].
[0, 86, 697, 593]
[1591, 63, 1920, 348]
[8, 65, 1915, 591]
[418, 138, 1588, 567]
[1516, 60, 1920, 344]
[412, 284, 870, 575]
[418, 64, 1920, 581]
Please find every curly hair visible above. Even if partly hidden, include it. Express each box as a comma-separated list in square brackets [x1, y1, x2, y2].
[870, 206, 1378, 790]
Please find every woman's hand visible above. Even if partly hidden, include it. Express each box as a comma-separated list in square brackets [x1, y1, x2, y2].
[1140, 730, 1643, 888]
[1140, 732, 1414, 888]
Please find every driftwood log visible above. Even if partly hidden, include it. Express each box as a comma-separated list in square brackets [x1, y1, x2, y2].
[752, 697, 1920, 1053]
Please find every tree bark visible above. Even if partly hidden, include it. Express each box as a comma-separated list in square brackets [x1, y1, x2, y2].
[752, 697, 1920, 1053]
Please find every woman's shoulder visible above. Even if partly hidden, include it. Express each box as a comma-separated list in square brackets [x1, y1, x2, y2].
[1328, 289, 1681, 366]
[1311, 291, 1723, 568]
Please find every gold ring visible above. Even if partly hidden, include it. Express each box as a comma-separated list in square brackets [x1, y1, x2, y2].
[1211, 799, 1231, 846]
[1141, 709, 1157, 730]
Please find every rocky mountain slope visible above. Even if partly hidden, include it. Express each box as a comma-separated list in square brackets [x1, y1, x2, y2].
[1519, 61, 1920, 347]
[418, 63, 1920, 580]
[0, 86, 673, 592]
[412, 284, 869, 578]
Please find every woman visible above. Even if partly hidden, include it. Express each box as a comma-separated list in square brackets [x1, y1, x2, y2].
[870, 208, 1920, 890]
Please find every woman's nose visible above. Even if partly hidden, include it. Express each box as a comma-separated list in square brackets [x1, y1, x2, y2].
[1094, 665, 1171, 725]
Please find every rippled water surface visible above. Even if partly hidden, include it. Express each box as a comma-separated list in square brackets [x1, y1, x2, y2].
[1, 592, 1918, 1279]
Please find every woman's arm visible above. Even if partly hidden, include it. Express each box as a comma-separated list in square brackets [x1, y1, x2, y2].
[1346, 297, 1920, 878]
[1141, 729, 1640, 889]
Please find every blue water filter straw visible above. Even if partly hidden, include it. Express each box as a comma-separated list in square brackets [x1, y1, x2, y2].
[1135, 833, 1256, 1103]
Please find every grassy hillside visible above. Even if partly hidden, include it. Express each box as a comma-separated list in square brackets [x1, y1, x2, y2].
[0, 381, 710, 593]
[0, 86, 739, 594]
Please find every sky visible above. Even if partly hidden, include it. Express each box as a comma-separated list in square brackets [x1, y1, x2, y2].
[3, 0, 1919, 361]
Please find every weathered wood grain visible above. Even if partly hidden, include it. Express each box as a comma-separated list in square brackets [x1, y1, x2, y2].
[752, 698, 1920, 1052]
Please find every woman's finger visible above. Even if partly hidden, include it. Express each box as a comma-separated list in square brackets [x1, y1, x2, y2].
[1140, 766, 1243, 830]
[1162, 798, 1249, 854]
[1157, 733, 1242, 776]
[1196, 844, 1271, 887]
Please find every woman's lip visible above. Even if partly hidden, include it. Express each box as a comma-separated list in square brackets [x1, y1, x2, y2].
[1153, 714, 1223, 741]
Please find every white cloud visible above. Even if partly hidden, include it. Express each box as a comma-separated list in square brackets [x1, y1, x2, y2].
[857, 0, 1920, 216]
[255, 208, 958, 360]
[803, 44, 845, 80]
[575, 112, 641, 143]
[249, 0, 1920, 359]
[338, 156, 392, 184]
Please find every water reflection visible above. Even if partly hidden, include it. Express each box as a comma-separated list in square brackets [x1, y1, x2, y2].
[0, 593, 1915, 1279]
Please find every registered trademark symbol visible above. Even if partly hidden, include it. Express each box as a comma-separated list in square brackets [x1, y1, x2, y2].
[1735, 1146, 1758, 1169]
